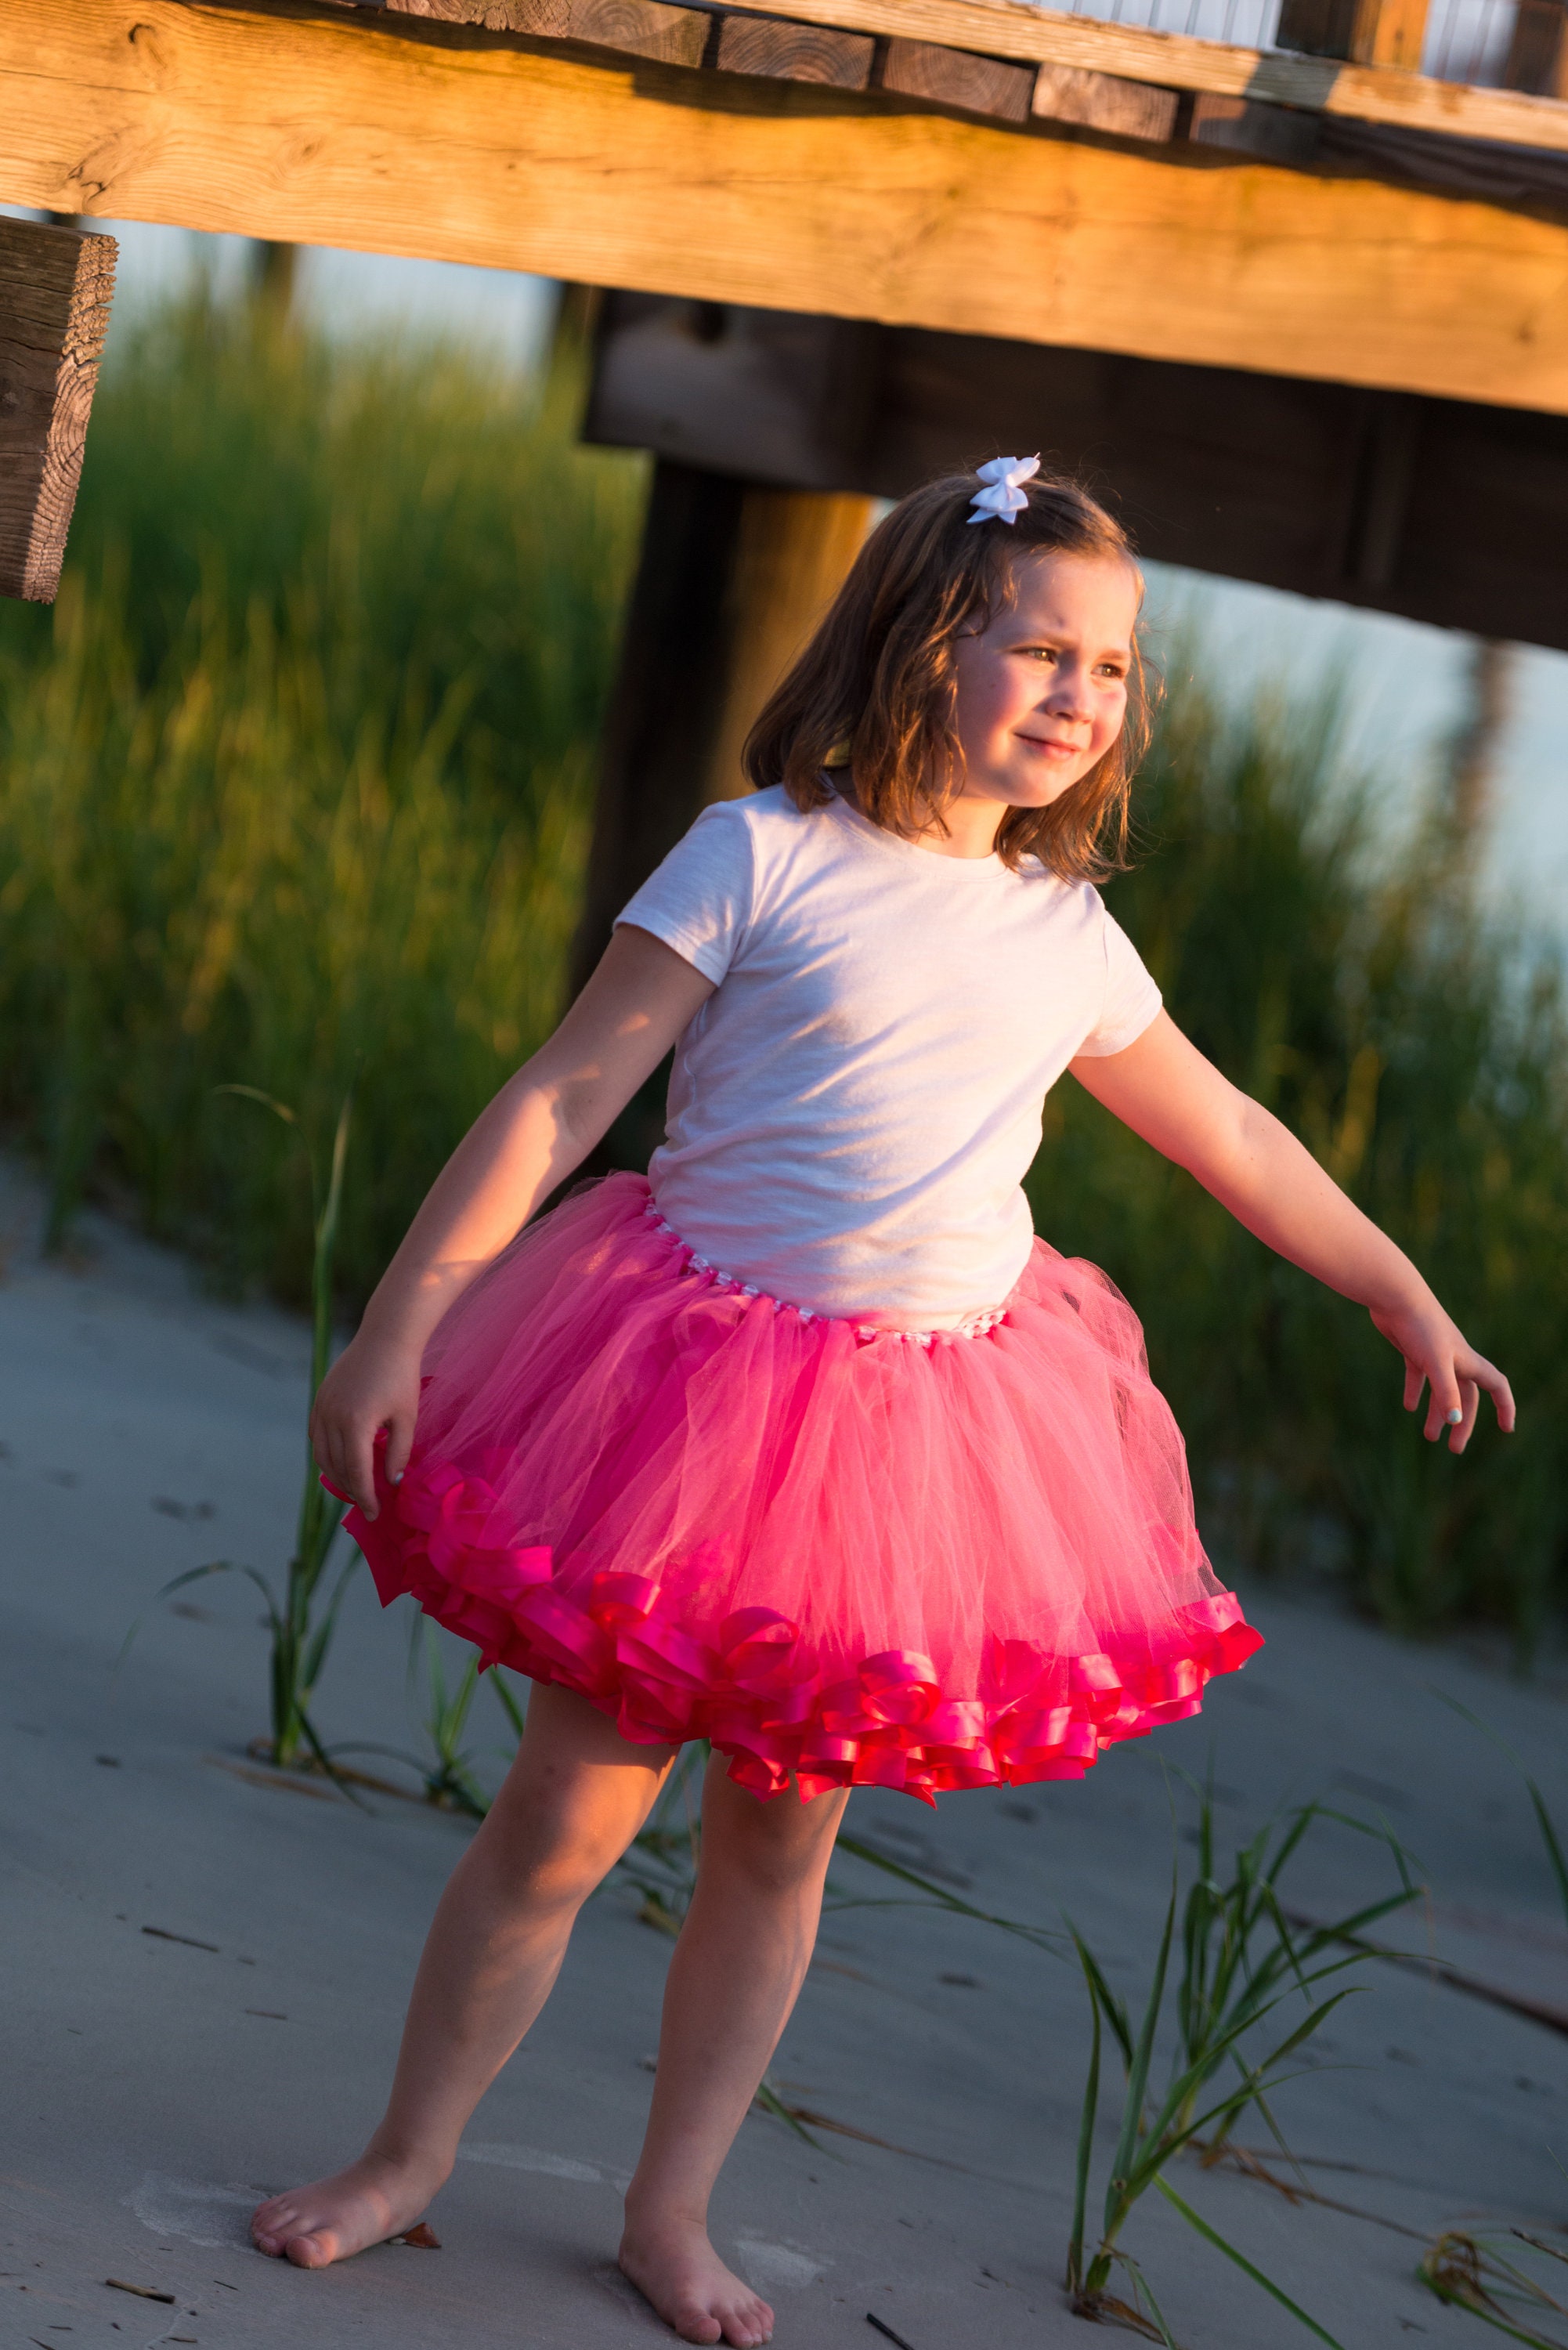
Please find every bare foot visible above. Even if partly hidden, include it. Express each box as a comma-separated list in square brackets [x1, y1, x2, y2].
[251, 2149, 447, 2269]
[619, 2214, 775, 2347]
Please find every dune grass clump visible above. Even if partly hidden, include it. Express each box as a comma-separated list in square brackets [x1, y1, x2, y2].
[1065, 1786, 1418, 2345]
[0, 292, 645, 1304]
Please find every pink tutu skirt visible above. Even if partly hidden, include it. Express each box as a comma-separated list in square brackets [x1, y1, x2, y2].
[342, 1172, 1261, 1803]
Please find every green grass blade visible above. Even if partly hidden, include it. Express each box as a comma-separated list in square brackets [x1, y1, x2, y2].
[312, 1085, 355, 1403]
[213, 1083, 298, 1129]
[1526, 1788, 1568, 1936]
[490, 1667, 528, 1741]
[1065, 1920, 1134, 2070]
[301, 1551, 359, 1696]
[1112, 2253, 1182, 2350]
[294, 1701, 372, 1811]
[753, 2078, 822, 2150]
[1419, 2265, 1568, 2348]
[157, 1557, 283, 1635]
[1154, 2175, 1348, 2348]
[1107, 1880, 1177, 2225]
[836, 1834, 1064, 1950]
[1068, 1942, 1104, 2294]
[1430, 1691, 1568, 1932]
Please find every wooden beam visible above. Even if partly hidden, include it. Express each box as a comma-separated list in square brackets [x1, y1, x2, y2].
[855, 324, 1568, 648]
[0, 215, 116, 602]
[663, 0, 1568, 153]
[583, 296, 880, 486]
[878, 36, 1034, 121]
[582, 301, 1568, 649]
[1033, 63, 1178, 142]
[12, 0, 1568, 413]
[386, 0, 710, 68]
[714, 12, 873, 85]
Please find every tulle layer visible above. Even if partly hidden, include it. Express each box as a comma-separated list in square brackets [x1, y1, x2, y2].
[341, 1172, 1261, 1803]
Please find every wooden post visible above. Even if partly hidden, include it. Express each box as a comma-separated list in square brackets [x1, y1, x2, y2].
[702, 482, 874, 807]
[0, 215, 115, 602]
[1274, 0, 1429, 69]
[569, 461, 871, 992]
[1505, 0, 1568, 96]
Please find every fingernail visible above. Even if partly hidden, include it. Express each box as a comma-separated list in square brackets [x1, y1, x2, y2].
[389, 1470, 403, 1484]
[1446, 1408, 1463, 1426]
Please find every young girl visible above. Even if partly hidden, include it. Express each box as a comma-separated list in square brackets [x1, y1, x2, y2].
[251, 461, 1512, 2346]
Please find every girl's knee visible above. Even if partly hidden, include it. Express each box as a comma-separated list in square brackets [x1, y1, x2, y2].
[702, 1779, 847, 1893]
[475, 1775, 645, 1911]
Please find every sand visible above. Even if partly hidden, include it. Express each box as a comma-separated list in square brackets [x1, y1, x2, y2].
[4, 1156, 1566, 2349]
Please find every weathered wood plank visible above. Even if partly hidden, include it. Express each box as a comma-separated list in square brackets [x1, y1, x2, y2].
[714, 12, 873, 85]
[672, 0, 1568, 153]
[879, 36, 1034, 121]
[385, 0, 710, 67]
[0, 215, 116, 602]
[10, 0, 1568, 413]
[1033, 63, 1177, 142]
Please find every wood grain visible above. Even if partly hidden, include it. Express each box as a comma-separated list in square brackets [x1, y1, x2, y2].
[385, 0, 710, 67]
[10, 0, 1568, 412]
[0, 215, 115, 601]
[660, 0, 1568, 153]
[1032, 63, 1177, 141]
[878, 36, 1034, 121]
[714, 13, 873, 87]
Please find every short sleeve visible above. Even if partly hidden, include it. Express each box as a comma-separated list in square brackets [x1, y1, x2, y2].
[615, 801, 756, 987]
[1075, 907, 1162, 1058]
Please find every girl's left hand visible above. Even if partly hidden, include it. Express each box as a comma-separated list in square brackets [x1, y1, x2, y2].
[1369, 1297, 1516, 1453]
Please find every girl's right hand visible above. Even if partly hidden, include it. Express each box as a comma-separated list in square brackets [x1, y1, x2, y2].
[309, 1331, 423, 1520]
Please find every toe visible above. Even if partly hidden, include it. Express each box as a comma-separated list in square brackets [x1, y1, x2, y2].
[673, 2309, 724, 2346]
[284, 2231, 332, 2269]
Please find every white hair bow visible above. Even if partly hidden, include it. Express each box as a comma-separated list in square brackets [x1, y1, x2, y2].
[966, 454, 1041, 525]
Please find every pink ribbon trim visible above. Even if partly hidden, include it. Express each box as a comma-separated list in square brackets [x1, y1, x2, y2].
[331, 1448, 1265, 1806]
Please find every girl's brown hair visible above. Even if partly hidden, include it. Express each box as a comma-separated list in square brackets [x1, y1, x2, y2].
[742, 467, 1153, 880]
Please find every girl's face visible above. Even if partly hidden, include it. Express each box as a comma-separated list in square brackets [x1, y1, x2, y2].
[949, 551, 1138, 814]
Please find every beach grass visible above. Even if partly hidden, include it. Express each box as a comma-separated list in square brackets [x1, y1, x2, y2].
[0, 291, 645, 1304]
[0, 291, 1563, 1641]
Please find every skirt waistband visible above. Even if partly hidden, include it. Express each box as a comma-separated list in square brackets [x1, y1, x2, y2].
[640, 1196, 1009, 1344]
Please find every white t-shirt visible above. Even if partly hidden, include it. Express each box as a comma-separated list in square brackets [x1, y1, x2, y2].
[616, 786, 1161, 1329]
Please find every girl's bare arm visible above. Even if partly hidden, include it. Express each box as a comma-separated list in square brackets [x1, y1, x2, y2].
[1070, 1011, 1515, 1454]
[314, 925, 714, 1513]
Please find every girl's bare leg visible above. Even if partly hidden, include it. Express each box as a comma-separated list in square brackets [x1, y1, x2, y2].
[619, 1756, 851, 2349]
[251, 1683, 673, 2268]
